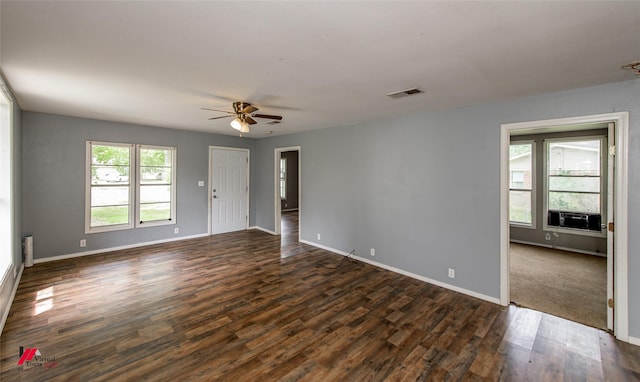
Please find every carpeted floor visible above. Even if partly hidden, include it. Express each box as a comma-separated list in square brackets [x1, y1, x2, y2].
[510, 242, 607, 329]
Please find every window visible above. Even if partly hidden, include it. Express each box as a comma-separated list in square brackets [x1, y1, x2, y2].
[86, 142, 175, 233]
[0, 85, 13, 279]
[509, 142, 534, 226]
[545, 138, 602, 215]
[87, 142, 134, 232]
[138, 145, 175, 225]
[279, 157, 286, 200]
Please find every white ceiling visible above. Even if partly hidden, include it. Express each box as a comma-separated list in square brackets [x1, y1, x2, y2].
[1, 1, 639, 138]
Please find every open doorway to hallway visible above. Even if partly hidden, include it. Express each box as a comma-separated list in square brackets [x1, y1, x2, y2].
[274, 146, 301, 257]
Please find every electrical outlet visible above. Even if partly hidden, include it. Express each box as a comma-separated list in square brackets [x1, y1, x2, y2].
[448, 268, 455, 279]
[174, 227, 179, 234]
[370, 248, 375, 256]
[198, 181, 204, 187]
[80, 239, 86, 247]
[317, 233, 321, 240]
[545, 232, 551, 240]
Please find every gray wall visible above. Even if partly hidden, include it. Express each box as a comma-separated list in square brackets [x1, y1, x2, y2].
[510, 129, 608, 254]
[251, 79, 640, 339]
[21, 112, 254, 260]
[12, 79, 640, 340]
[0, 78, 22, 331]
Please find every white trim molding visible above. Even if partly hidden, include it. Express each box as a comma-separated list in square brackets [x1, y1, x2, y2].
[299, 239, 500, 305]
[501, 112, 629, 343]
[33, 233, 209, 264]
[249, 226, 277, 235]
[0, 264, 23, 335]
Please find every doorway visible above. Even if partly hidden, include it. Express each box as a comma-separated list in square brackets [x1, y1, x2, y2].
[209, 147, 249, 235]
[274, 147, 301, 243]
[509, 128, 608, 329]
[500, 112, 629, 341]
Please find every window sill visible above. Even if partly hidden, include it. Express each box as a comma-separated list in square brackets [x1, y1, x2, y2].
[543, 224, 606, 238]
[510, 222, 536, 230]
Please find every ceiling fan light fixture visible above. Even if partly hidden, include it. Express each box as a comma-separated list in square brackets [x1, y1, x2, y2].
[230, 118, 250, 133]
[230, 118, 242, 130]
[622, 61, 640, 75]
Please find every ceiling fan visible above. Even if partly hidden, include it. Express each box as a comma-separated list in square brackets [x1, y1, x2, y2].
[202, 101, 283, 134]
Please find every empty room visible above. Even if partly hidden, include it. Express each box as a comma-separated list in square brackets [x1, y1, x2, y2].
[1, 1, 639, 381]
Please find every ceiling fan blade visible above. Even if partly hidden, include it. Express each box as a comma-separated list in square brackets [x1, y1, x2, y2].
[252, 114, 283, 120]
[245, 116, 257, 125]
[242, 105, 259, 114]
[208, 115, 233, 120]
[201, 107, 234, 114]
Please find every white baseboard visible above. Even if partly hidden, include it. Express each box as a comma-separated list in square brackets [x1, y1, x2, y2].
[0, 263, 24, 336]
[298, 239, 351, 256]
[629, 336, 640, 346]
[34, 233, 210, 264]
[249, 226, 277, 235]
[510, 239, 606, 258]
[299, 239, 500, 305]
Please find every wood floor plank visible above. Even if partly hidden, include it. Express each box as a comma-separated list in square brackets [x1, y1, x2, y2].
[1, 211, 638, 381]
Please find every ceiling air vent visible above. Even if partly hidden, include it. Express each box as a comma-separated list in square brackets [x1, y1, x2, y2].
[386, 87, 424, 99]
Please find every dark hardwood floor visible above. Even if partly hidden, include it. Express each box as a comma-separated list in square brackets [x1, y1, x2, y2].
[1, 213, 639, 381]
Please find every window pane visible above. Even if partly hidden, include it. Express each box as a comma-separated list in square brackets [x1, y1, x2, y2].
[140, 185, 171, 203]
[92, 145, 130, 166]
[91, 206, 129, 226]
[280, 158, 286, 200]
[510, 170, 532, 189]
[548, 140, 600, 176]
[138, 146, 174, 224]
[91, 186, 130, 206]
[549, 191, 600, 213]
[92, 166, 130, 185]
[140, 148, 172, 166]
[140, 167, 171, 184]
[509, 144, 532, 189]
[549, 176, 600, 193]
[140, 203, 171, 221]
[510, 190, 532, 224]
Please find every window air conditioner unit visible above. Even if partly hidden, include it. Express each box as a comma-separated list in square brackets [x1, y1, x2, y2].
[547, 210, 601, 231]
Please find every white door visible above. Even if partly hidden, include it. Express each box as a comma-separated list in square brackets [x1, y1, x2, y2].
[211, 148, 248, 234]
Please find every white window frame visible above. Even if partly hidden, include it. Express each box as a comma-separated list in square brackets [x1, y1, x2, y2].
[85, 141, 135, 233]
[136, 144, 176, 228]
[542, 135, 606, 238]
[0, 83, 14, 281]
[509, 140, 536, 229]
[85, 142, 176, 234]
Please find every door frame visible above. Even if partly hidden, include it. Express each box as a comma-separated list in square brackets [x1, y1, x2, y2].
[500, 112, 629, 341]
[274, 146, 301, 236]
[208, 146, 250, 235]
